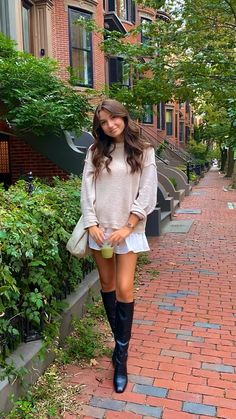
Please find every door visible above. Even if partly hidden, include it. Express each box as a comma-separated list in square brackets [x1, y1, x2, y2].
[0, 134, 11, 189]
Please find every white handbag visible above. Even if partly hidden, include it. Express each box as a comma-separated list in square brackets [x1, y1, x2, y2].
[66, 215, 90, 258]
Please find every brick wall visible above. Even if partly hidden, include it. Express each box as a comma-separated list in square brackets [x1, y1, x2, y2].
[9, 136, 68, 183]
[1, 0, 194, 185]
[0, 120, 9, 132]
[51, 0, 105, 90]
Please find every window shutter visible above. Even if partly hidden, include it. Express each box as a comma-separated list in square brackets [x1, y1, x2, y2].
[161, 102, 165, 131]
[108, 0, 115, 12]
[185, 126, 190, 142]
[108, 57, 118, 84]
[185, 100, 190, 113]
[179, 122, 184, 142]
[131, 0, 136, 23]
[0, 0, 10, 36]
[117, 58, 123, 83]
[108, 57, 124, 85]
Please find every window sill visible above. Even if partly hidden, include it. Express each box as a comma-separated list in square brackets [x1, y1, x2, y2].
[34, 0, 53, 6]
[120, 19, 134, 26]
[65, 0, 98, 12]
[71, 85, 94, 91]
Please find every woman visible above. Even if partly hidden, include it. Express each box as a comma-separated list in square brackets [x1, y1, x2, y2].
[81, 99, 158, 393]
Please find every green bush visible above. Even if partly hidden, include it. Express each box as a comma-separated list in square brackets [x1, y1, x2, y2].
[186, 139, 209, 164]
[0, 33, 91, 136]
[189, 172, 198, 182]
[168, 176, 178, 190]
[0, 177, 94, 367]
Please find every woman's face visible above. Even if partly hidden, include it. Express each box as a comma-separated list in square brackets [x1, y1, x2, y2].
[99, 109, 125, 142]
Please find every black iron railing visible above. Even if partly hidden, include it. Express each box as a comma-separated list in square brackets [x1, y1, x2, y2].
[137, 123, 194, 163]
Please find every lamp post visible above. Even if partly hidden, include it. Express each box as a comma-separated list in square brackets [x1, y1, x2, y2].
[187, 161, 190, 183]
[27, 171, 34, 195]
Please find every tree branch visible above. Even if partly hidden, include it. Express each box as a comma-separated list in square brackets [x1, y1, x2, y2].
[203, 15, 236, 30]
[223, 0, 236, 23]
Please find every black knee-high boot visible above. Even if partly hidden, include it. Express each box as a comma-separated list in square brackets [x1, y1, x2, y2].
[113, 301, 134, 393]
[100, 290, 116, 364]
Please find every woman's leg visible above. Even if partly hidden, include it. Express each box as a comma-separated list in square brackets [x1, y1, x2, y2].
[92, 249, 116, 291]
[116, 252, 138, 302]
[92, 250, 117, 363]
[113, 252, 138, 393]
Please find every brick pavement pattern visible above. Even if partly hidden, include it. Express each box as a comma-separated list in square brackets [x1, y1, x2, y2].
[63, 168, 236, 419]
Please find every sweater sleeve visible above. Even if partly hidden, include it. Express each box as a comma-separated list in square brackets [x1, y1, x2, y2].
[80, 148, 99, 229]
[130, 147, 158, 219]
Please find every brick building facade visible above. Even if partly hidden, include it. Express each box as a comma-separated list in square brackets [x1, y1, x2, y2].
[0, 0, 194, 186]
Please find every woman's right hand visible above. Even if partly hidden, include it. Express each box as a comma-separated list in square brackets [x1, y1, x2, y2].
[88, 225, 104, 246]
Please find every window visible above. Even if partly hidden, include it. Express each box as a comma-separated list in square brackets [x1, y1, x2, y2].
[142, 105, 153, 124]
[22, 2, 31, 53]
[141, 17, 151, 44]
[108, 57, 130, 87]
[0, 0, 10, 36]
[179, 121, 184, 142]
[108, 0, 135, 23]
[166, 109, 173, 136]
[69, 8, 93, 87]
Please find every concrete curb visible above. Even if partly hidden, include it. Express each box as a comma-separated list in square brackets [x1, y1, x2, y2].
[0, 270, 100, 414]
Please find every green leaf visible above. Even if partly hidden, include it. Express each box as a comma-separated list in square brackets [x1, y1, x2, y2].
[29, 260, 47, 267]
[0, 230, 7, 239]
[0, 286, 10, 294]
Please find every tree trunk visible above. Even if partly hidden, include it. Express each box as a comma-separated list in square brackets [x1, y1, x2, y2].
[231, 159, 236, 188]
[226, 147, 235, 177]
[220, 147, 227, 172]
[224, 149, 229, 173]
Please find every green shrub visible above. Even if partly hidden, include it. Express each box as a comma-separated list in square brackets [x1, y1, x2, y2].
[0, 177, 94, 368]
[189, 172, 198, 182]
[186, 139, 209, 164]
[176, 165, 186, 173]
[168, 176, 178, 190]
[0, 33, 91, 137]
[155, 143, 165, 157]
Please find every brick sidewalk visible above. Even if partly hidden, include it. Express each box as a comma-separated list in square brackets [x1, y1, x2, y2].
[63, 168, 236, 419]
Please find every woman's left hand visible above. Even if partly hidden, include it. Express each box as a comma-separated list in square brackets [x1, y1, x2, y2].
[108, 227, 132, 247]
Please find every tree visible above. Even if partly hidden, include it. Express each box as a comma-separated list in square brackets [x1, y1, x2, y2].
[194, 100, 230, 170]
[173, 0, 236, 175]
[187, 139, 208, 164]
[84, 0, 236, 172]
[0, 33, 91, 137]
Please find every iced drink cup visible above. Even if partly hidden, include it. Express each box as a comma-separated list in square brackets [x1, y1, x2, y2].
[101, 229, 114, 258]
[101, 243, 114, 259]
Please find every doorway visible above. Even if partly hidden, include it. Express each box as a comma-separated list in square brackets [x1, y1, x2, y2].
[0, 134, 11, 189]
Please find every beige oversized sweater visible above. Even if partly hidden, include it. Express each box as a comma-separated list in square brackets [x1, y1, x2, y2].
[81, 142, 158, 233]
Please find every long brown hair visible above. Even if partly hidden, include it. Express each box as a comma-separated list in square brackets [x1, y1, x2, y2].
[91, 99, 147, 177]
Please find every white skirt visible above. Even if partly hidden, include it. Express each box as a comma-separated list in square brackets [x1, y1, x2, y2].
[88, 232, 150, 254]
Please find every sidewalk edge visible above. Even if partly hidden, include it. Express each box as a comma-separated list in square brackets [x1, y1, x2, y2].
[0, 270, 100, 414]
